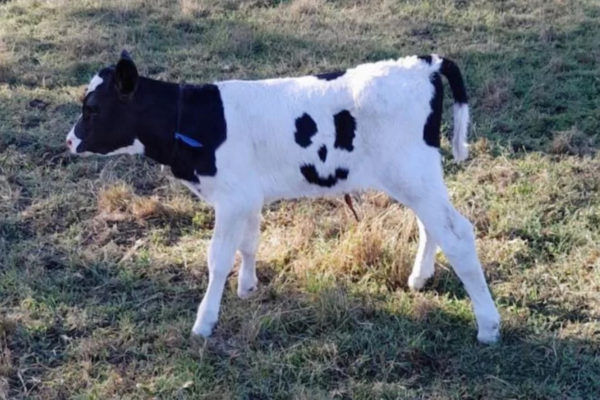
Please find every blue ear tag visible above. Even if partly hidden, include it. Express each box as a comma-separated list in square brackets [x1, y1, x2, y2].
[175, 132, 203, 148]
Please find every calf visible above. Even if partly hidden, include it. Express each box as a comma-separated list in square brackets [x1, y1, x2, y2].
[66, 51, 500, 343]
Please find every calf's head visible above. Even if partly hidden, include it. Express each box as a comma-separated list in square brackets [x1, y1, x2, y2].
[66, 51, 145, 156]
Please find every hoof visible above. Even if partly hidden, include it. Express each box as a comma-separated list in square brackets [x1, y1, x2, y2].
[191, 319, 216, 338]
[477, 324, 500, 344]
[476, 310, 501, 344]
[407, 274, 429, 291]
[237, 284, 258, 299]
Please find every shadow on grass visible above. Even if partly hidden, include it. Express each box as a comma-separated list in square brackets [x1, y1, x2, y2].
[3, 243, 599, 398]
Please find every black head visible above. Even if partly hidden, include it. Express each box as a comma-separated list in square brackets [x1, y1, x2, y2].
[66, 51, 145, 156]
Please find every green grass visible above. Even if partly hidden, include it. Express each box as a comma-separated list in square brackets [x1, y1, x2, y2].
[1, 0, 599, 398]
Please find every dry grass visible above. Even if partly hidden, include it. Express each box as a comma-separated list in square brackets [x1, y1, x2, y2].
[550, 126, 595, 156]
[96, 182, 201, 224]
[287, 0, 325, 17]
[256, 193, 418, 295]
[478, 76, 513, 112]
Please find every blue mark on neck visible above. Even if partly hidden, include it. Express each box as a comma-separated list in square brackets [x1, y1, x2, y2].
[175, 132, 203, 148]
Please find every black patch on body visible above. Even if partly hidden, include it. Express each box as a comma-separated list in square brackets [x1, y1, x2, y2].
[440, 58, 468, 104]
[170, 84, 227, 182]
[418, 55, 432, 65]
[294, 113, 318, 148]
[318, 145, 327, 162]
[423, 72, 443, 148]
[333, 110, 356, 151]
[300, 165, 349, 188]
[315, 71, 345, 81]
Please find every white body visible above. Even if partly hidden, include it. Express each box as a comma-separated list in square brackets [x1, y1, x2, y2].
[199, 56, 444, 205]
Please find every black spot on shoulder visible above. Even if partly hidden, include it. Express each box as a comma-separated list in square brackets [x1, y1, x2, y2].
[315, 71, 345, 81]
[170, 84, 227, 181]
[334, 110, 356, 152]
[318, 145, 327, 162]
[422, 73, 443, 148]
[295, 113, 318, 148]
[418, 55, 433, 65]
[300, 164, 349, 188]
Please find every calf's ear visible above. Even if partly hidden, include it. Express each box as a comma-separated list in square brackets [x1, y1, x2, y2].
[115, 50, 138, 99]
[120, 49, 132, 60]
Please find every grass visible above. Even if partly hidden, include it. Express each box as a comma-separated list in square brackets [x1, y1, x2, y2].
[1, 0, 599, 398]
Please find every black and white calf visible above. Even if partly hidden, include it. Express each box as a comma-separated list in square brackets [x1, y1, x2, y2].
[66, 51, 500, 343]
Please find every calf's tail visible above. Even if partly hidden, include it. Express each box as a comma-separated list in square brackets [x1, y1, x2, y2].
[439, 58, 470, 161]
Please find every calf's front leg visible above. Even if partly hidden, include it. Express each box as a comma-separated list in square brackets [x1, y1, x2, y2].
[192, 203, 255, 337]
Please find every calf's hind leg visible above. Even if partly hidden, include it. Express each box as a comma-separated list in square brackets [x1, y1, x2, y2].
[383, 168, 500, 343]
[408, 217, 437, 290]
[424, 201, 500, 343]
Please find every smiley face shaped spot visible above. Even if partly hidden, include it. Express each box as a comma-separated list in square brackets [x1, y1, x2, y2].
[293, 111, 353, 188]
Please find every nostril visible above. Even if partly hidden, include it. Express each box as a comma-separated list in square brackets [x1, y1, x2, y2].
[66, 139, 72, 147]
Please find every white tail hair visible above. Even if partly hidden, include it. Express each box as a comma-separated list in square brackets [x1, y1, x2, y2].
[452, 103, 469, 162]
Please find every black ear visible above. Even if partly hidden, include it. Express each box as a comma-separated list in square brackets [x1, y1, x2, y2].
[120, 49, 132, 61]
[115, 52, 138, 98]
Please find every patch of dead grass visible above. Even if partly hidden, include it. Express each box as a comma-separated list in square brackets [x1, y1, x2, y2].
[0, 341, 12, 379]
[97, 184, 133, 216]
[0, 38, 16, 84]
[261, 193, 417, 288]
[179, 0, 273, 16]
[550, 126, 595, 156]
[96, 183, 193, 223]
[479, 76, 513, 111]
[411, 295, 438, 322]
[287, 0, 325, 17]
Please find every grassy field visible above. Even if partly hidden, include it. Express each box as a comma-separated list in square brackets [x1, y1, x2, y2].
[1, 0, 599, 398]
